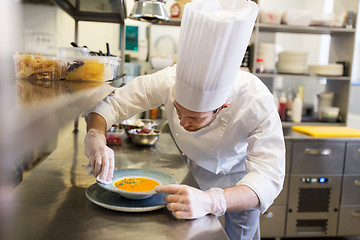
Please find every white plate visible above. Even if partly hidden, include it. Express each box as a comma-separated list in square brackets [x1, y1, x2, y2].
[97, 169, 176, 200]
[85, 183, 168, 212]
[309, 64, 343, 76]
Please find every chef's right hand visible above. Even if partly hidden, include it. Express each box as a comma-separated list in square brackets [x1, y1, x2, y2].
[84, 128, 114, 183]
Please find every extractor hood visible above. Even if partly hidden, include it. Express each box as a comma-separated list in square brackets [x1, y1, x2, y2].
[51, 0, 127, 24]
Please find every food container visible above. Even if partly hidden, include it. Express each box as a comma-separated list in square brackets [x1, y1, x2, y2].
[106, 125, 125, 145]
[260, 10, 282, 24]
[13, 53, 65, 80]
[319, 106, 340, 122]
[63, 56, 120, 82]
[58, 47, 90, 57]
[128, 128, 160, 147]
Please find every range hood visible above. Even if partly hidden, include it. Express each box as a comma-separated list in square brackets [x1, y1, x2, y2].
[51, 0, 127, 24]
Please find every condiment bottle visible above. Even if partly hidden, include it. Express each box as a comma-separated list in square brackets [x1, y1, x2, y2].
[292, 93, 303, 123]
[278, 92, 287, 121]
[256, 58, 265, 73]
[286, 93, 293, 118]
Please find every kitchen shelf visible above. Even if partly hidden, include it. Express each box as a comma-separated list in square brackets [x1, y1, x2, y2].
[251, 1, 360, 125]
[51, 0, 127, 24]
[256, 72, 351, 81]
[11, 79, 121, 163]
[257, 23, 356, 35]
[153, 18, 182, 26]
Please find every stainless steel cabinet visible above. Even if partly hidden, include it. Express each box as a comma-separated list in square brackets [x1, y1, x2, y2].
[291, 142, 346, 174]
[338, 142, 360, 236]
[264, 138, 360, 238]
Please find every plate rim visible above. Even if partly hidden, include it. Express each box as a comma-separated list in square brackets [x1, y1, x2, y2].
[85, 183, 167, 212]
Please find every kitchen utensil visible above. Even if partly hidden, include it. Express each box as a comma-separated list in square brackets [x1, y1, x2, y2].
[292, 126, 360, 137]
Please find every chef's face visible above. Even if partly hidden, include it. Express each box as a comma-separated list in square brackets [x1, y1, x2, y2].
[173, 101, 219, 132]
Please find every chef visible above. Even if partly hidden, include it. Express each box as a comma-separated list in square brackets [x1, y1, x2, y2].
[84, 0, 285, 239]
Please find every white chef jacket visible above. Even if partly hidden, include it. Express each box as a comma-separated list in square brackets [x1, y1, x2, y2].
[90, 65, 285, 213]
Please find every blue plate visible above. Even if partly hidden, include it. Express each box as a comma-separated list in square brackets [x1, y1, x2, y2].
[96, 169, 177, 200]
[86, 183, 168, 212]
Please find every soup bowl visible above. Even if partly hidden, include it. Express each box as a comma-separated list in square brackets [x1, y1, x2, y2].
[97, 169, 176, 200]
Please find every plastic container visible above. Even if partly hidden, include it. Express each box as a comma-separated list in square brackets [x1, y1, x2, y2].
[58, 47, 90, 58]
[319, 106, 339, 122]
[63, 56, 120, 82]
[106, 125, 125, 145]
[13, 53, 65, 80]
[260, 10, 282, 24]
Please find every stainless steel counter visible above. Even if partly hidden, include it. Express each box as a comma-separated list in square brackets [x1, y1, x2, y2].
[7, 130, 229, 240]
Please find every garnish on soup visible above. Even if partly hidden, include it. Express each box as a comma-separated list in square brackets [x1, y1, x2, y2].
[114, 177, 159, 192]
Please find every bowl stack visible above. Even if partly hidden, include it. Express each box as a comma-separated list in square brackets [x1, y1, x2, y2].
[277, 51, 308, 74]
[257, 43, 277, 73]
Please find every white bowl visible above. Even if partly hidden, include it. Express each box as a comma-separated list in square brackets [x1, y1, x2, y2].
[97, 169, 177, 200]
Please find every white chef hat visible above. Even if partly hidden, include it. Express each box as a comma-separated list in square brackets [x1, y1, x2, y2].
[175, 0, 259, 112]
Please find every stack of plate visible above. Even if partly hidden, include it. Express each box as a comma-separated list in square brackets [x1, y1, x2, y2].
[309, 64, 343, 76]
[277, 51, 308, 74]
[257, 42, 276, 73]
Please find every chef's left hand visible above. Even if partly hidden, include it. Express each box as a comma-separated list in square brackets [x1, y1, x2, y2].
[155, 184, 227, 219]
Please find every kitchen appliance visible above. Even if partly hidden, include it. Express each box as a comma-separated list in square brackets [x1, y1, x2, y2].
[286, 141, 345, 237]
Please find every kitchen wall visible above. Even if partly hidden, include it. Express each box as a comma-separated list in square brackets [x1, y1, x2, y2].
[18, 1, 360, 128]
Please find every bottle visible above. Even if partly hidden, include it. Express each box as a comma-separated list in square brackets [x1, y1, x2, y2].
[278, 92, 287, 121]
[292, 93, 303, 123]
[256, 58, 265, 73]
[286, 93, 293, 118]
[298, 86, 304, 102]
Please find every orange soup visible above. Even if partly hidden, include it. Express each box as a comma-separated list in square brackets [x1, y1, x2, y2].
[114, 177, 159, 192]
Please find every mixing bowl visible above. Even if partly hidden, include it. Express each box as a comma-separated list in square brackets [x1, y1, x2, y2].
[128, 128, 160, 146]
